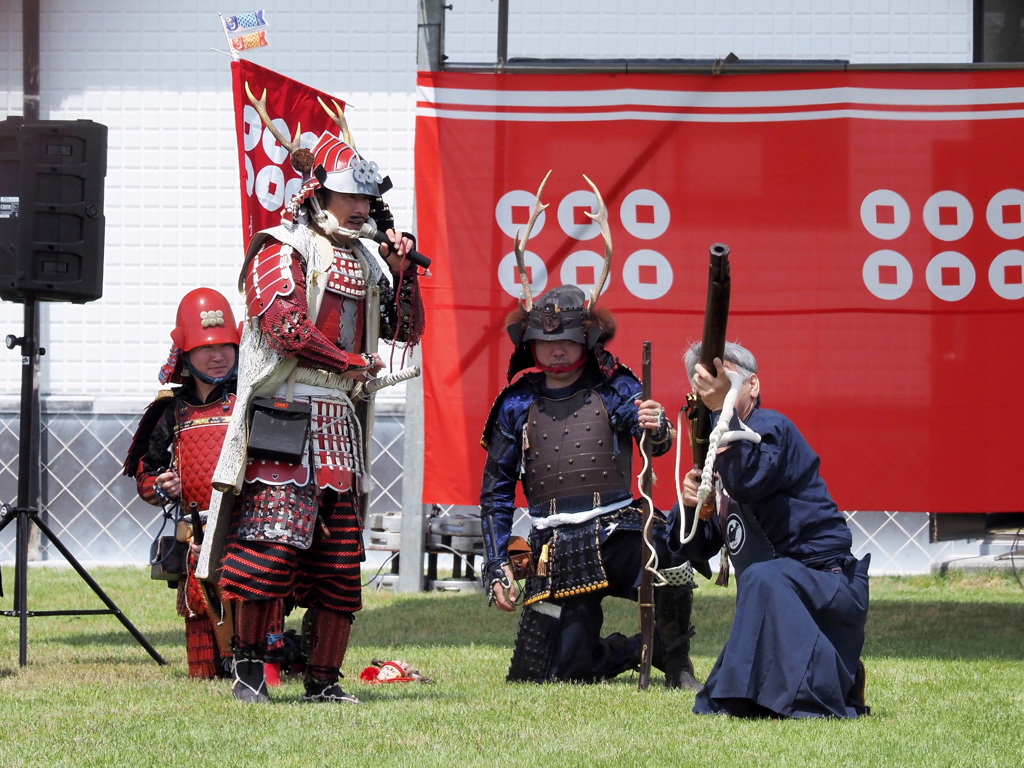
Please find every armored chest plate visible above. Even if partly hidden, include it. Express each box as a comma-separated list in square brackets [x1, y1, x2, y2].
[523, 389, 631, 505]
[174, 396, 234, 511]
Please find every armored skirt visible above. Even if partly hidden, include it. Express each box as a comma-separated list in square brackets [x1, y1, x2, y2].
[694, 554, 870, 719]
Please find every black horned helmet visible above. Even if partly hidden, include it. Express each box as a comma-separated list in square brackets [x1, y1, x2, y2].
[505, 171, 616, 378]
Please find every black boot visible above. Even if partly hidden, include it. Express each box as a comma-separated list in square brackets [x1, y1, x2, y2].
[231, 649, 269, 703]
[654, 585, 702, 691]
[849, 658, 870, 715]
[302, 672, 361, 704]
[300, 609, 361, 703]
[599, 632, 643, 680]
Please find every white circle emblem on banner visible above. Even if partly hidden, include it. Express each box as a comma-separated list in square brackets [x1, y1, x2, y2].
[986, 189, 1024, 240]
[498, 251, 548, 300]
[495, 189, 547, 239]
[988, 250, 1024, 300]
[560, 251, 611, 297]
[926, 251, 976, 301]
[860, 190, 910, 241]
[255, 163, 286, 212]
[622, 250, 673, 300]
[241, 105, 262, 152]
[557, 189, 603, 241]
[863, 250, 913, 300]
[261, 118, 294, 165]
[923, 190, 973, 242]
[620, 189, 670, 240]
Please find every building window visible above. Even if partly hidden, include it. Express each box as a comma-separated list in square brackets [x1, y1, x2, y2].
[977, 0, 1024, 62]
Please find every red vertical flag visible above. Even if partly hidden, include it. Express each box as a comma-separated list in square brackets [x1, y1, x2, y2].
[230, 59, 344, 246]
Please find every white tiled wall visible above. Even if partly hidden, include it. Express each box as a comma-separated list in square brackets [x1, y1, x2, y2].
[0, 1, 419, 402]
[0, 1, 972, 403]
[443, 0, 973, 64]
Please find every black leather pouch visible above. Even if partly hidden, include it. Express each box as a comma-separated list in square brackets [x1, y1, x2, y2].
[248, 397, 312, 464]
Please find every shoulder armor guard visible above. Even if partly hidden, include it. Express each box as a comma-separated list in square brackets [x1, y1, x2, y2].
[481, 375, 539, 450]
[245, 242, 296, 317]
[122, 391, 176, 478]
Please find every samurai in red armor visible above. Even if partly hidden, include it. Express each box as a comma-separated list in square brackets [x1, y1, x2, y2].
[124, 287, 240, 679]
[198, 103, 425, 704]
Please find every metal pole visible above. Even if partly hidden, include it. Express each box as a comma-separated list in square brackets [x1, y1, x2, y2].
[417, 0, 446, 72]
[24, 0, 40, 122]
[13, 302, 40, 666]
[397, 349, 427, 593]
[497, 0, 509, 70]
[399, 1, 448, 593]
[17, 0, 43, 665]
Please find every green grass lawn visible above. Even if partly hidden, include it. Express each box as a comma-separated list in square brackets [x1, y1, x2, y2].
[1, 566, 1021, 768]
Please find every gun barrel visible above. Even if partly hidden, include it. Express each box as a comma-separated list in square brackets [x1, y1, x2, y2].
[638, 340, 655, 691]
[690, 243, 732, 468]
[699, 243, 731, 377]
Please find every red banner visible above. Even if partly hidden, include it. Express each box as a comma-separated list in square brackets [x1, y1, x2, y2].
[415, 69, 1024, 514]
[230, 60, 344, 246]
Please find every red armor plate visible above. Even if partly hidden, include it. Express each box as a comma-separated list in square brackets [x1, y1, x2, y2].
[175, 396, 235, 511]
[325, 250, 367, 298]
[245, 457, 311, 487]
[245, 242, 295, 317]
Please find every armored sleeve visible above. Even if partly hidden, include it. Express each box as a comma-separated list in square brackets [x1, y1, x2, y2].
[368, 197, 426, 345]
[479, 399, 522, 569]
[132, 398, 177, 506]
[249, 246, 373, 373]
[377, 265, 425, 346]
[605, 371, 673, 458]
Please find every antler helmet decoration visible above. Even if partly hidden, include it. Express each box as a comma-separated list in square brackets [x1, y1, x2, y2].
[244, 83, 393, 225]
[505, 171, 616, 379]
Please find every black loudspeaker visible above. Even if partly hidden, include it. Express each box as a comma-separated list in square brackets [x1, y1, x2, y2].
[0, 117, 107, 304]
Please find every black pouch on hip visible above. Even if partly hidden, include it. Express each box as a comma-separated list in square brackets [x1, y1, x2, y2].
[247, 397, 312, 464]
[150, 535, 186, 581]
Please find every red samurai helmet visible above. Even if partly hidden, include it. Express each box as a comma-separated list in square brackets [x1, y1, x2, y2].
[160, 288, 242, 385]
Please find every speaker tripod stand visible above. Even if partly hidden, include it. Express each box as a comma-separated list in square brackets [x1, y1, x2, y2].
[0, 299, 165, 667]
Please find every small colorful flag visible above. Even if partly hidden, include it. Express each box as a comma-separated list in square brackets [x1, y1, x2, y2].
[220, 11, 269, 56]
[230, 30, 269, 52]
[222, 10, 266, 31]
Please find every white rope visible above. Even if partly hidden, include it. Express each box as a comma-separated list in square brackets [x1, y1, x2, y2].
[637, 430, 669, 587]
[531, 497, 631, 531]
[677, 369, 762, 546]
[673, 407, 701, 546]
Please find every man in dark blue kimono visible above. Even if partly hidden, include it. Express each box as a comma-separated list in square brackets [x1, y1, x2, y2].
[673, 341, 870, 718]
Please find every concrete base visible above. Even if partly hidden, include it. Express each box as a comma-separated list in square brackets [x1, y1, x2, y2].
[933, 552, 1023, 574]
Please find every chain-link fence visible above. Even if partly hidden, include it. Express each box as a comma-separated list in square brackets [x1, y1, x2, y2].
[0, 404, 986, 577]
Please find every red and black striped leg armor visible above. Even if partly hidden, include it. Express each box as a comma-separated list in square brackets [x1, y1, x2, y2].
[302, 607, 354, 686]
[232, 597, 284, 656]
